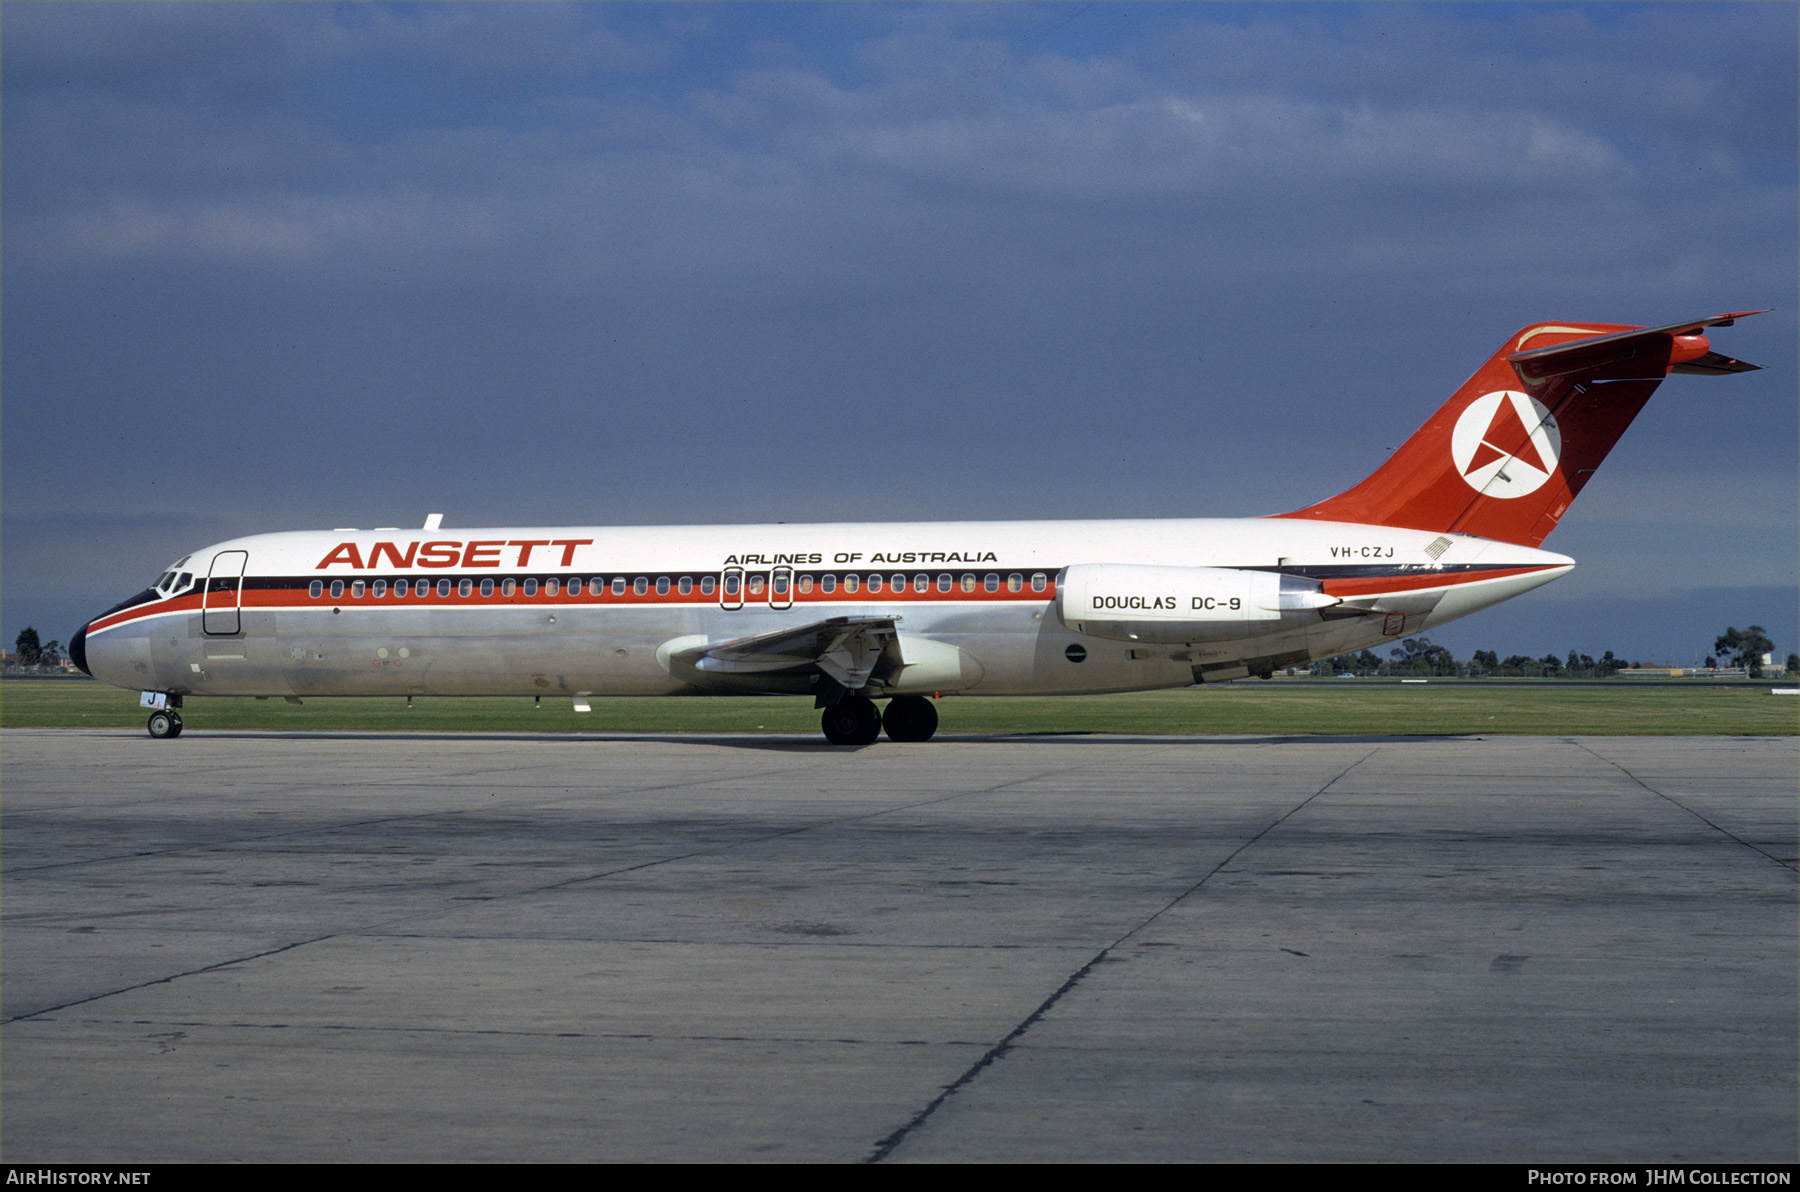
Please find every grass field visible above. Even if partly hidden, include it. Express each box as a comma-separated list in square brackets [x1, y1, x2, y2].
[4, 678, 1795, 736]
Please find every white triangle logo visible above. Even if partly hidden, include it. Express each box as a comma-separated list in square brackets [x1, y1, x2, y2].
[1450, 391, 1561, 498]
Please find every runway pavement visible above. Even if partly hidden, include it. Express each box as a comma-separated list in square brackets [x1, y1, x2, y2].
[3, 729, 1794, 1162]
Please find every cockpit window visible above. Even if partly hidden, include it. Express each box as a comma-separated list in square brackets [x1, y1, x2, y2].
[153, 559, 198, 597]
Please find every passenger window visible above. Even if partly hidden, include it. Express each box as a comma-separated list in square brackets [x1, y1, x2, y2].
[1031, 573, 1046, 592]
[590, 579, 604, 596]
[634, 577, 648, 596]
[656, 577, 671, 596]
[867, 574, 882, 594]
[458, 579, 473, 597]
[914, 574, 928, 593]
[820, 575, 836, 593]
[437, 579, 452, 597]
[798, 576, 813, 594]
[330, 580, 345, 599]
[612, 577, 626, 596]
[724, 574, 739, 595]
[678, 577, 692, 595]
[524, 578, 538, 596]
[1008, 573, 1023, 592]
[309, 580, 324, 598]
[984, 574, 998, 592]
[502, 579, 516, 597]
[960, 574, 975, 593]
[937, 574, 952, 593]
[352, 580, 366, 598]
[703, 576, 718, 595]
[893, 574, 906, 592]
[567, 577, 580, 596]
[748, 575, 765, 595]
[480, 579, 494, 597]
[395, 579, 410, 597]
[373, 579, 388, 598]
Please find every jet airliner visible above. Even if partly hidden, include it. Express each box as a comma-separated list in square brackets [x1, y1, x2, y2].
[71, 312, 1763, 743]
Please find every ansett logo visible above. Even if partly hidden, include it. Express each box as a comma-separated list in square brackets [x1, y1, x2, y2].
[1451, 391, 1561, 498]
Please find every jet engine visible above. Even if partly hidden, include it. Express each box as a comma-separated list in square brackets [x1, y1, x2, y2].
[1056, 563, 1339, 644]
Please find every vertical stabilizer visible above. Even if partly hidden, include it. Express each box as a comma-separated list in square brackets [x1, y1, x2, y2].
[1272, 312, 1762, 546]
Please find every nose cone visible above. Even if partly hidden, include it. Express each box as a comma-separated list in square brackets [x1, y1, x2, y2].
[70, 621, 92, 677]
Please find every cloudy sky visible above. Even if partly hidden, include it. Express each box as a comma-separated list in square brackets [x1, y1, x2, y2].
[5, 2, 1794, 665]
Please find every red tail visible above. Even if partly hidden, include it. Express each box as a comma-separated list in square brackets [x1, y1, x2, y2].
[1274, 312, 1763, 546]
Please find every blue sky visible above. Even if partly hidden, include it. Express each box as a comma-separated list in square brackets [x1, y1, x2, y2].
[4, 2, 1794, 664]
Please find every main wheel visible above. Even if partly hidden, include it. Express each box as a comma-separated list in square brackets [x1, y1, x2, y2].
[820, 696, 881, 745]
[882, 695, 939, 742]
[147, 709, 182, 739]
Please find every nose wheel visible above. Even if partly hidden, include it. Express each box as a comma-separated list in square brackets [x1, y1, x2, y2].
[147, 709, 183, 739]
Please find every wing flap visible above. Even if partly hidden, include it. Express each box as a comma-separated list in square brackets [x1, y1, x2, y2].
[670, 616, 903, 689]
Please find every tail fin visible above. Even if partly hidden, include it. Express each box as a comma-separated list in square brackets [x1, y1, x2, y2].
[1273, 311, 1764, 546]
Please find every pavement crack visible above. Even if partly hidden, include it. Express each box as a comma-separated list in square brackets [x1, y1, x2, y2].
[3, 934, 336, 1024]
[1573, 741, 1797, 872]
[864, 745, 1379, 1162]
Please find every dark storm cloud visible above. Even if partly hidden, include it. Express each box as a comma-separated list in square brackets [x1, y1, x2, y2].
[5, 2, 1793, 660]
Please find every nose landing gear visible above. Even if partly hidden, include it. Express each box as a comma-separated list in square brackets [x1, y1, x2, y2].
[147, 709, 184, 739]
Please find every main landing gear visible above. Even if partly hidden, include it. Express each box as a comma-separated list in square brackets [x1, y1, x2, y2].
[881, 695, 938, 743]
[146, 709, 183, 739]
[819, 694, 939, 745]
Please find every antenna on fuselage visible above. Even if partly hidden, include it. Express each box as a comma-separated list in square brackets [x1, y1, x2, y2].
[423, 513, 444, 531]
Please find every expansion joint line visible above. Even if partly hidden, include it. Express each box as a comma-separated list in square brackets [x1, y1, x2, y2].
[2, 934, 335, 1025]
[1572, 740, 1796, 872]
[864, 746, 1380, 1163]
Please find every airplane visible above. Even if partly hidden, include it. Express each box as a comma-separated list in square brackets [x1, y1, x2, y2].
[70, 311, 1764, 744]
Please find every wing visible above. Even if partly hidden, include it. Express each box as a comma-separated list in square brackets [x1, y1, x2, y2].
[665, 615, 906, 702]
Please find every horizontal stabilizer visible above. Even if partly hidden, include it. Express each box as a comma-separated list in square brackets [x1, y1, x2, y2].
[1670, 351, 1761, 376]
[1508, 311, 1765, 384]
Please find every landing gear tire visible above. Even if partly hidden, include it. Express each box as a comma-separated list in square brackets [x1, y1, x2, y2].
[147, 710, 183, 739]
[820, 696, 881, 745]
[882, 695, 938, 742]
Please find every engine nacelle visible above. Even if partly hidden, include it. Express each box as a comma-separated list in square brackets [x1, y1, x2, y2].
[1056, 563, 1338, 644]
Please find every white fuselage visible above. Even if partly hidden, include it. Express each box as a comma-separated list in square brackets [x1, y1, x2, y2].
[78, 516, 1572, 702]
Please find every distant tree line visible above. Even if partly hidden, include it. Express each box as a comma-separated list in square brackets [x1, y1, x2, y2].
[1707, 626, 1777, 677]
[9, 627, 64, 670]
[1312, 628, 1798, 679]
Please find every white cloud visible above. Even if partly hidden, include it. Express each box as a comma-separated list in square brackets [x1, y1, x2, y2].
[18, 193, 502, 262]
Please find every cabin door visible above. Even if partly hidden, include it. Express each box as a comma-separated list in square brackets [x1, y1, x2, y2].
[203, 550, 248, 635]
